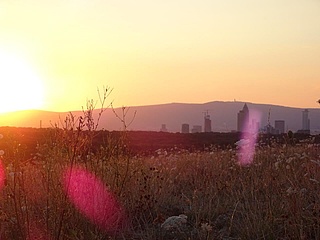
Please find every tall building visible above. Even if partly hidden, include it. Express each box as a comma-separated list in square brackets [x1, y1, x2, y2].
[237, 103, 249, 132]
[181, 123, 190, 133]
[160, 124, 168, 132]
[204, 112, 212, 132]
[275, 120, 285, 134]
[191, 125, 202, 133]
[302, 109, 310, 130]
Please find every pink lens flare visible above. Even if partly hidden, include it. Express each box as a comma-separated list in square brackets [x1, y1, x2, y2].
[62, 166, 126, 233]
[236, 110, 261, 166]
[0, 160, 5, 190]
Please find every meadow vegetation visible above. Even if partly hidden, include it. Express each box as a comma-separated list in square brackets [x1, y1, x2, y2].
[0, 94, 319, 239]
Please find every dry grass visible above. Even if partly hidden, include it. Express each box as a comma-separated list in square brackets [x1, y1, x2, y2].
[0, 91, 319, 239]
[1, 128, 320, 239]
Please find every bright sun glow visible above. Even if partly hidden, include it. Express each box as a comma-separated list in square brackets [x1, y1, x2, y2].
[0, 49, 44, 113]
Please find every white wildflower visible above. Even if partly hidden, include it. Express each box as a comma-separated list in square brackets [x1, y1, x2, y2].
[274, 161, 280, 170]
[7, 163, 13, 172]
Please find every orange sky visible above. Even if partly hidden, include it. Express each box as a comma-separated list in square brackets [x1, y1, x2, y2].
[0, 0, 319, 113]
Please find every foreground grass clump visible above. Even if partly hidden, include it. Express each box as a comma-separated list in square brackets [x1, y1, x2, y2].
[0, 127, 320, 239]
[129, 144, 320, 239]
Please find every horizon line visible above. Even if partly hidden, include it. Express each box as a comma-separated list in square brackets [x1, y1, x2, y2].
[0, 100, 319, 115]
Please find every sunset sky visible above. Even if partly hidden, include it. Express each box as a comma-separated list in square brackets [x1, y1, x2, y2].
[0, 0, 319, 113]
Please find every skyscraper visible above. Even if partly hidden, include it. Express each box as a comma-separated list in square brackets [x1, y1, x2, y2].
[237, 103, 249, 132]
[160, 124, 168, 132]
[302, 109, 310, 131]
[191, 125, 202, 133]
[204, 112, 212, 132]
[181, 123, 190, 133]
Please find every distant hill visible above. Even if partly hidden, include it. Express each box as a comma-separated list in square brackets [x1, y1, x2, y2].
[0, 101, 319, 133]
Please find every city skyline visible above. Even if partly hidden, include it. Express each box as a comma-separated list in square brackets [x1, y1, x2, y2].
[136, 104, 311, 134]
[0, 100, 319, 133]
[0, 0, 320, 114]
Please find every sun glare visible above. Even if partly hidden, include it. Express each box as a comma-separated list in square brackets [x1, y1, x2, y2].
[0, 49, 44, 113]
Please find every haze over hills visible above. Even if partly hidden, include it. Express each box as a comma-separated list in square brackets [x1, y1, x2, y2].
[0, 101, 319, 133]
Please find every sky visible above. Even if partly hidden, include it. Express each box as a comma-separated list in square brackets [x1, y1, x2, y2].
[0, 0, 319, 113]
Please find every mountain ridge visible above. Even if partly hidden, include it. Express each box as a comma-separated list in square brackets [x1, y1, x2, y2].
[0, 101, 319, 133]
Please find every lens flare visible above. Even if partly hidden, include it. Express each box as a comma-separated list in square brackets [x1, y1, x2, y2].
[0, 133, 4, 189]
[236, 110, 261, 165]
[0, 160, 5, 190]
[62, 166, 126, 233]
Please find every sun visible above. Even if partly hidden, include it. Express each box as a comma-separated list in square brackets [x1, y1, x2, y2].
[0, 49, 44, 113]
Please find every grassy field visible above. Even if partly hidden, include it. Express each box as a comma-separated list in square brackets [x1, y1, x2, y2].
[0, 121, 319, 239]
